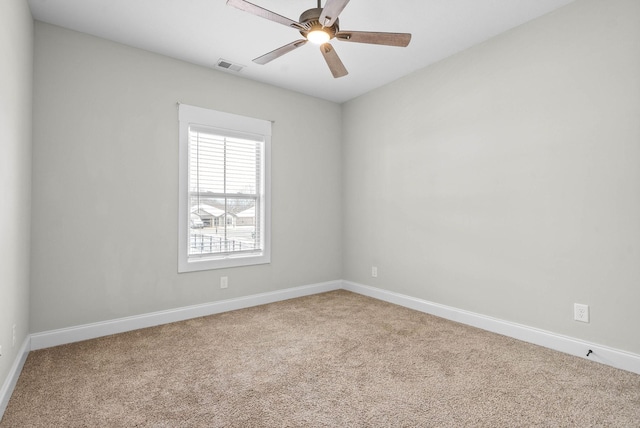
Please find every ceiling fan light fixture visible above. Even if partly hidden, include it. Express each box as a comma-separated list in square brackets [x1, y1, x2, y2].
[307, 28, 330, 44]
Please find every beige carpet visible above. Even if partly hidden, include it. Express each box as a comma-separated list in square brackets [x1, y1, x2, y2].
[2, 290, 639, 427]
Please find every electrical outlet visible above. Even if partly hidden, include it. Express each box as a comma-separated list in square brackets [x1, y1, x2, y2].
[574, 303, 589, 323]
[371, 266, 378, 278]
[220, 276, 228, 289]
[12, 324, 16, 347]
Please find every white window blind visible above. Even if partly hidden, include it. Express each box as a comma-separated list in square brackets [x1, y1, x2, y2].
[188, 127, 263, 256]
[178, 104, 271, 272]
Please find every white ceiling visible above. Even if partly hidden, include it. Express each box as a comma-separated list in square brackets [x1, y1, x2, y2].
[27, 0, 575, 103]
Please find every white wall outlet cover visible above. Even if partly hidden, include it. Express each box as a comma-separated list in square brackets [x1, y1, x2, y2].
[574, 303, 589, 323]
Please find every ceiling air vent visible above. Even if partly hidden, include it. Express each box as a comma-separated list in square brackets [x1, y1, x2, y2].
[216, 59, 244, 72]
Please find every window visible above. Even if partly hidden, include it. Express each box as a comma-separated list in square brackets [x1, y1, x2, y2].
[178, 104, 271, 272]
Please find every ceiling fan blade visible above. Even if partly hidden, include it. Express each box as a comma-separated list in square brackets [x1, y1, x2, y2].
[319, 0, 350, 27]
[335, 31, 412, 47]
[253, 39, 308, 65]
[227, 0, 304, 30]
[320, 43, 348, 78]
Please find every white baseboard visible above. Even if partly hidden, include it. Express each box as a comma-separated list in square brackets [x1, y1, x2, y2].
[342, 280, 640, 375]
[31, 280, 342, 351]
[0, 336, 31, 419]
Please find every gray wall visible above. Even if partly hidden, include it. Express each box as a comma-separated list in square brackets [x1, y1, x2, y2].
[31, 23, 343, 332]
[0, 0, 32, 388]
[342, 0, 640, 354]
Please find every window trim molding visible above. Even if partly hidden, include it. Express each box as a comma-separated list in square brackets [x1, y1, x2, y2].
[178, 104, 271, 272]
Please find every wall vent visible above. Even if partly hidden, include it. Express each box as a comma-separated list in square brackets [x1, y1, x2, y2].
[216, 59, 244, 72]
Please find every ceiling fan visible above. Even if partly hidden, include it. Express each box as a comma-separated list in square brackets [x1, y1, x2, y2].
[226, 0, 412, 78]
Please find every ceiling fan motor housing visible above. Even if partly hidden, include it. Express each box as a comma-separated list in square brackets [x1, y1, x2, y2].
[299, 8, 339, 39]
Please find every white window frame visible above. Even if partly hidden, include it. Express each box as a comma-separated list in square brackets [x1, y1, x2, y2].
[178, 104, 271, 272]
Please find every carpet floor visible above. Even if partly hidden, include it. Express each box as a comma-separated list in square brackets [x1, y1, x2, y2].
[2, 290, 639, 427]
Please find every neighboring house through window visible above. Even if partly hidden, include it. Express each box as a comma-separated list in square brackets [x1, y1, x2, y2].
[178, 104, 271, 272]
